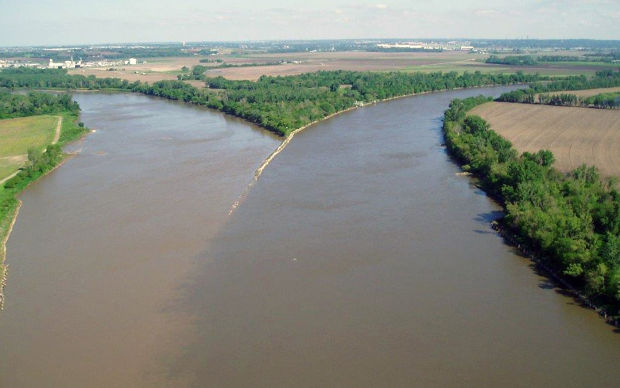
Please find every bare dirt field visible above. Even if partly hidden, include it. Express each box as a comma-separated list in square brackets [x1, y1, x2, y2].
[68, 52, 482, 82]
[182, 80, 207, 88]
[470, 102, 620, 179]
[68, 57, 206, 83]
[69, 68, 179, 83]
[66, 51, 606, 83]
[204, 51, 480, 80]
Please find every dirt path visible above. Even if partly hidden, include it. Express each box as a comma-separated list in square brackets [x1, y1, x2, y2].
[0, 171, 19, 186]
[51, 116, 62, 145]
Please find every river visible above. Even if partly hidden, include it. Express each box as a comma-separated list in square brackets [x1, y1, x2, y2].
[1, 88, 619, 387]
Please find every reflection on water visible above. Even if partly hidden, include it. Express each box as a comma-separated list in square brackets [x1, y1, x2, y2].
[1, 89, 619, 388]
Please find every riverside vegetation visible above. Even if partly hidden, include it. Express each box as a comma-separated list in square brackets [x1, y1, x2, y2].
[2, 67, 619, 318]
[443, 95, 620, 322]
[0, 67, 543, 136]
[496, 70, 620, 108]
[0, 67, 542, 310]
[0, 91, 87, 309]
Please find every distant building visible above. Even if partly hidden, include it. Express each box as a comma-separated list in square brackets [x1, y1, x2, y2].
[377, 43, 424, 49]
[129, 58, 137, 65]
[48, 58, 79, 69]
[460, 46, 475, 51]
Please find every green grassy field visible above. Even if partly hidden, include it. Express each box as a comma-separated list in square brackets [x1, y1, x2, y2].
[0, 160, 20, 181]
[0, 115, 59, 181]
[0, 115, 58, 156]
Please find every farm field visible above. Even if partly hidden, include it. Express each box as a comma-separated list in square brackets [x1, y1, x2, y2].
[470, 102, 620, 179]
[0, 115, 59, 181]
[66, 50, 609, 82]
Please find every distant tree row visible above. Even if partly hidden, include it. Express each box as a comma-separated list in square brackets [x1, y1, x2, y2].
[486, 54, 620, 66]
[0, 90, 80, 119]
[496, 70, 620, 108]
[486, 55, 538, 66]
[444, 96, 620, 316]
[0, 68, 543, 136]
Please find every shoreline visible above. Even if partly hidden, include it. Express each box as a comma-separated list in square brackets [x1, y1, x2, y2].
[228, 83, 521, 214]
[443, 98, 620, 330]
[491, 220, 620, 328]
[0, 201, 21, 311]
[228, 91, 421, 214]
[0, 123, 88, 311]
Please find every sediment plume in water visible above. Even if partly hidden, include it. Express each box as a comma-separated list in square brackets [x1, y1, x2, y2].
[227, 104, 368, 215]
[227, 93, 424, 215]
[228, 127, 299, 215]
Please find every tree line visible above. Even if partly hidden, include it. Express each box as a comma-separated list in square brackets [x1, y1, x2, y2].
[486, 55, 538, 66]
[486, 54, 620, 66]
[443, 96, 620, 317]
[496, 70, 620, 108]
[0, 90, 80, 119]
[0, 67, 543, 136]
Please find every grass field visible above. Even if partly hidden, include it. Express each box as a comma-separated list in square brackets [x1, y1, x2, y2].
[0, 115, 59, 181]
[470, 102, 620, 179]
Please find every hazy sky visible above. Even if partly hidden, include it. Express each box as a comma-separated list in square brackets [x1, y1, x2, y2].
[1, 0, 618, 46]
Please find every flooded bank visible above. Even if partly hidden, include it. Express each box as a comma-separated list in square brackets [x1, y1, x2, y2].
[1, 88, 619, 387]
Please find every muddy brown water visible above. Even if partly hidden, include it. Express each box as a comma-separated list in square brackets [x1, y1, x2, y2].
[1, 89, 620, 387]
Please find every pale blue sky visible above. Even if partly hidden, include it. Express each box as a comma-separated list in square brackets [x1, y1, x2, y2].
[1, 0, 618, 46]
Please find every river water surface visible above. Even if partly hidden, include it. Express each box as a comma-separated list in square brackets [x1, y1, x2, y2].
[1, 89, 620, 387]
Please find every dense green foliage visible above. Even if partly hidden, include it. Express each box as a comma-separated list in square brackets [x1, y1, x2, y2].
[3, 145, 63, 190]
[0, 68, 541, 136]
[533, 92, 620, 109]
[529, 70, 620, 92]
[444, 97, 620, 313]
[486, 54, 620, 66]
[486, 55, 538, 66]
[583, 92, 620, 108]
[0, 68, 134, 90]
[0, 91, 80, 119]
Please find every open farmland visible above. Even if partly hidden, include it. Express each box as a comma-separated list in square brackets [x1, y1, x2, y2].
[204, 51, 480, 79]
[64, 50, 607, 83]
[470, 102, 620, 179]
[202, 51, 607, 80]
[68, 51, 484, 82]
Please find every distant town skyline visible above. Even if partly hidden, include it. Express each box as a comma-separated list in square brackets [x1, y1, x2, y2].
[1, 0, 618, 46]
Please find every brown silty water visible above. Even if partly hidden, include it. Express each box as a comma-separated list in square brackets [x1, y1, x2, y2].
[1, 88, 620, 387]
[0, 93, 280, 386]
